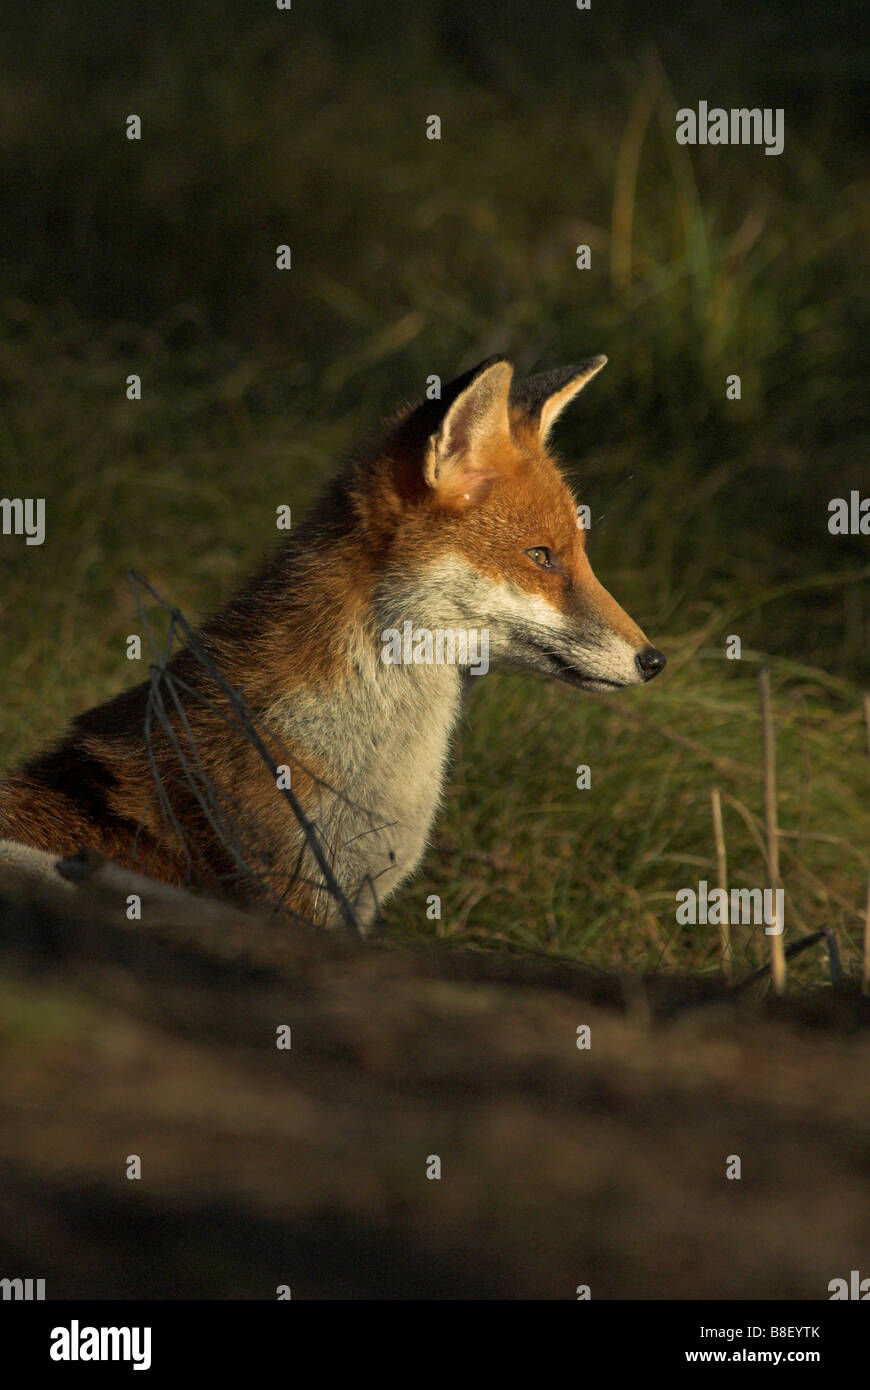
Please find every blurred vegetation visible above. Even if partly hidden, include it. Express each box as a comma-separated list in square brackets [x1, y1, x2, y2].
[0, 0, 868, 978]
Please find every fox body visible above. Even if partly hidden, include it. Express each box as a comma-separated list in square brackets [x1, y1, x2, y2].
[0, 356, 665, 928]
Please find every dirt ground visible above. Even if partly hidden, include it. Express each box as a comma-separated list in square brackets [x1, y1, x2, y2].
[1, 862, 869, 1300]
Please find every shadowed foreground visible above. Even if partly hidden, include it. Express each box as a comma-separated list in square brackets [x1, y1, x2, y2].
[1, 863, 869, 1300]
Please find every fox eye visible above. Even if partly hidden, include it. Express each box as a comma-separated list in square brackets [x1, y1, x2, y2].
[524, 546, 553, 569]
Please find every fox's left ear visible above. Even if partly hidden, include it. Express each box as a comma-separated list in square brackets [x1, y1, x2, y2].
[511, 356, 607, 442]
[423, 357, 514, 506]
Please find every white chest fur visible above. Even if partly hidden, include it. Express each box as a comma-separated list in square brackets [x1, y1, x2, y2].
[266, 637, 464, 926]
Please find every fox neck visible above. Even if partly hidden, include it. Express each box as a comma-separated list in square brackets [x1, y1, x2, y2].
[264, 613, 466, 804]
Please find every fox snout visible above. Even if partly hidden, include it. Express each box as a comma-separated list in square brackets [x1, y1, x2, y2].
[548, 567, 666, 691]
[531, 621, 666, 693]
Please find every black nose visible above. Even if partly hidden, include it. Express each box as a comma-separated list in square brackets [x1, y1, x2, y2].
[636, 647, 666, 681]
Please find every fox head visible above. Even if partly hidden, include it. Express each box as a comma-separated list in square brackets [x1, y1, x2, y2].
[370, 355, 665, 692]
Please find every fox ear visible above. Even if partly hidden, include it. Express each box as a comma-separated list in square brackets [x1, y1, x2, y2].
[511, 356, 607, 442]
[424, 358, 514, 505]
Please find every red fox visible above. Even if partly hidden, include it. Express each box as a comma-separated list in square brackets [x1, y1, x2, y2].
[0, 356, 665, 929]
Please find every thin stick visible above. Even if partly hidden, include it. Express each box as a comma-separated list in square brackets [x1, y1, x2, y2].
[711, 786, 730, 981]
[732, 929, 824, 995]
[825, 929, 843, 988]
[759, 670, 786, 994]
[863, 693, 870, 994]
